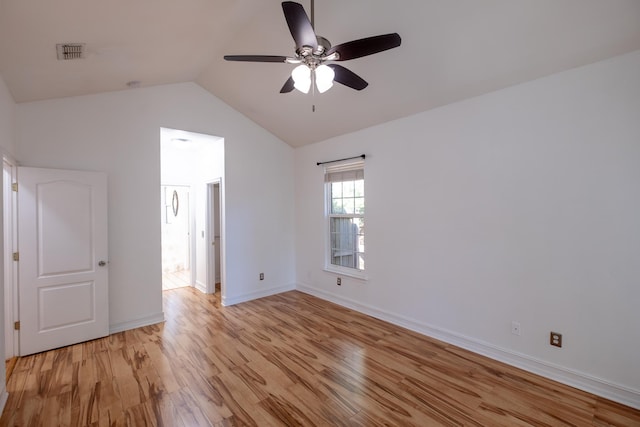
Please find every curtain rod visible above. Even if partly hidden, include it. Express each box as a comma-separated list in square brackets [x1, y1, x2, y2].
[316, 154, 365, 166]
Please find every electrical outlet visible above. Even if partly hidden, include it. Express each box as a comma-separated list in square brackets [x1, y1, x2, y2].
[511, 321, 521, 336]
[259, 273, 264, 281]
[337, 277, 341, 286]
[550, 331, 562, 347]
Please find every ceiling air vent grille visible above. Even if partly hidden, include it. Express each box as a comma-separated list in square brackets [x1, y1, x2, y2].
[56, 43, 85, 60]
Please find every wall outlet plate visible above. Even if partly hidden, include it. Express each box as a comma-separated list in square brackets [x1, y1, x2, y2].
[511, 321, 521, 336]
[259, 273, 264, 280]
[550, 331, 562, 347]
[337, 277, 341, 286]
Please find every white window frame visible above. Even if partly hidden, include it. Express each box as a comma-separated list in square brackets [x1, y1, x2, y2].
[323, 160, 367, 280]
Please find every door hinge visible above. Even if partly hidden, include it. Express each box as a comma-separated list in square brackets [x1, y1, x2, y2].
[12, 183, 18, 192]
[14, 321, 20, 331]
[12, 252, 19, 261]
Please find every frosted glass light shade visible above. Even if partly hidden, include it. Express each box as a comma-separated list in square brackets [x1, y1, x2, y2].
[315, 64, 335, 93]
[292, 64, 311, 93]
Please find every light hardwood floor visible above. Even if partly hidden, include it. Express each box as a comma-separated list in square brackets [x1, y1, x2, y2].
[162, 269, 191, 291]
[1, 287, 639, 426]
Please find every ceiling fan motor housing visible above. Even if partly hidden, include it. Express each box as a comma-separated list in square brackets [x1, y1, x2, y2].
[297, 36, 337, 69]
[314, 36, 331, 55]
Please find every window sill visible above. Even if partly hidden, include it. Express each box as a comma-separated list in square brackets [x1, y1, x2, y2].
[323, 266, 368, 281]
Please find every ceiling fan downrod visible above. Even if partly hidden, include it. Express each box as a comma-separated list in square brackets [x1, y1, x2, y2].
[310, 0, 314, 29]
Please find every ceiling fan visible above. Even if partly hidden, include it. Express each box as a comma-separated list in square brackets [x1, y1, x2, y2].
[224, 1, 401, 94]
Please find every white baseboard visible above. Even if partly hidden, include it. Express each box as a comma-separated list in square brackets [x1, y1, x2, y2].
[222, 283, 295, 306]
[109, 312, 165, 334]
[194, 280, 207, 294]
[296, 283, 640, 410]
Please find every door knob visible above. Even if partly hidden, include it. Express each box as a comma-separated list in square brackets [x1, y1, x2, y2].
[98, 260, 108, 267]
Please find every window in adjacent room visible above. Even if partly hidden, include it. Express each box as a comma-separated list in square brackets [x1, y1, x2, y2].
[325, 161, 365, 278]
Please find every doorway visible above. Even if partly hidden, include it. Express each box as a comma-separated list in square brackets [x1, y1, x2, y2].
[161, 185, 191, 290]
[160, 128, 224, 297]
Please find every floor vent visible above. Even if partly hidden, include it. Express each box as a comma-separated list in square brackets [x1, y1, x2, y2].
[56, 43, 85, 60]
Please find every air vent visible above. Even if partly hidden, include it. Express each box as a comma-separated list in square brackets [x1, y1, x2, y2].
[56, 43, 85, 60]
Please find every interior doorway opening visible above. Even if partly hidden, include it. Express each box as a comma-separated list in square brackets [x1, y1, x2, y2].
[161, 185, 191, 290]
[160, 128, 224, 296]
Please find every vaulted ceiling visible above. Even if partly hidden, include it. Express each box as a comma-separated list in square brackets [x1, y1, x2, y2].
[1, 0, 639, 147]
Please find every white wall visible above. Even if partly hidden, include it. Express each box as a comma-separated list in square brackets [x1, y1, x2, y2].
[294, 50, 640, 407]
[0, 76, 15, 157]
[15, 82, 296, 330]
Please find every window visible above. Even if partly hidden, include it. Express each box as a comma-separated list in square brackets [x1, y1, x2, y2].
[325, 161, 365, 277]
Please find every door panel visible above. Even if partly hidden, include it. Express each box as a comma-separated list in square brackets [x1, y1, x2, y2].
[38, 180, 93, 275]
[18, 167, 108, 356]
[39, 281, 94, 331]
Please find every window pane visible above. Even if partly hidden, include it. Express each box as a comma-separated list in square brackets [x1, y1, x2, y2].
[330, 231, 339, 251]
[331, 181, 342, 198]
[343, 180, 355, 198]
[331, 198, 344, 214]
[354, 179, 364, 197]
[342, 198, 355, 214]
[329, 217, 364, 270]
[354, 197, 364, 214]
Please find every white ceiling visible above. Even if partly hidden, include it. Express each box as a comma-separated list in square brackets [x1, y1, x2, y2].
[1, 0, 639, 147]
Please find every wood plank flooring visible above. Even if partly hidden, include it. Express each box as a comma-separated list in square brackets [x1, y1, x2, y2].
[1, 287, 639, 426]
[161, 269, 191, 291]
[4, 357, 17, 384]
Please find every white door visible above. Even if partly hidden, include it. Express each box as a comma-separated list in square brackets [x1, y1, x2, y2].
[18, 167, 109, 356]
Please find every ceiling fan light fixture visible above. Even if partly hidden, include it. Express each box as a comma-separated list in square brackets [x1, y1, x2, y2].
[315, 64, 334, 93]
[224, 2, 401, 95]
[292, 64, 311, 93]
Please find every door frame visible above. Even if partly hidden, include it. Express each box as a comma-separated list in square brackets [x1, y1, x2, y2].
[2, 157, 18, 359]
[206, 179, 224, 295]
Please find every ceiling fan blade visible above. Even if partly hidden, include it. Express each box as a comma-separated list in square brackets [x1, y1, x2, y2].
[327, 64, 368, 91]
[282, 1, 317, 51]
[328, 33, 401, 61]
[224, 55, 289, 63]
[280, 76, 295, 93]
